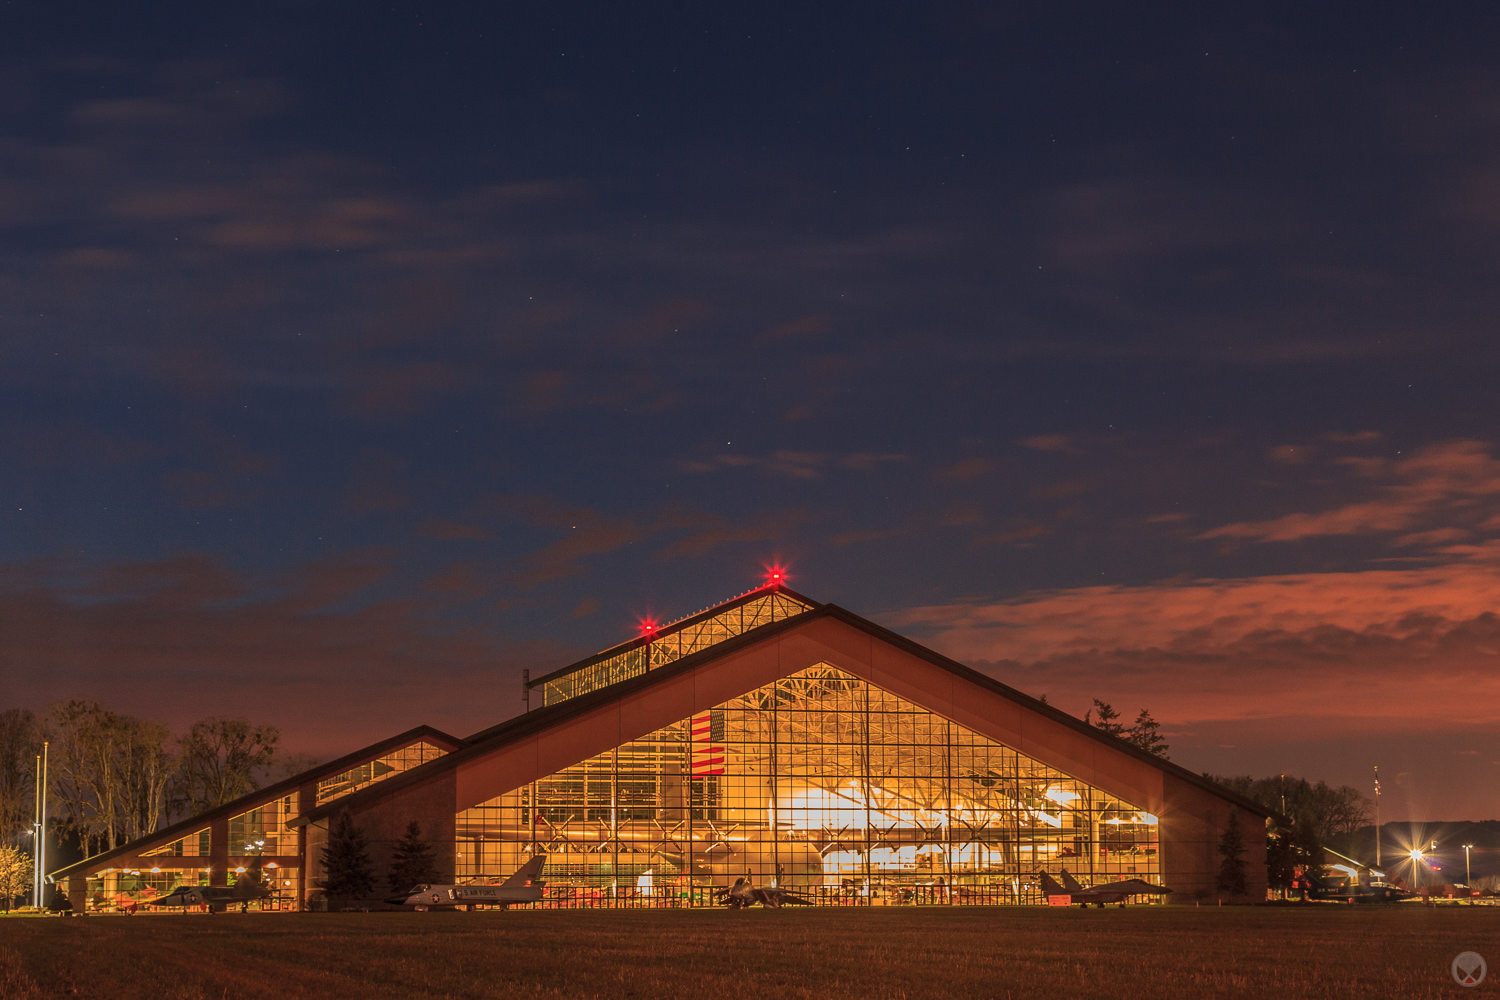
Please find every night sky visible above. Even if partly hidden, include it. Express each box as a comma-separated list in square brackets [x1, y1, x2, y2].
[6, 3, 1499, 824]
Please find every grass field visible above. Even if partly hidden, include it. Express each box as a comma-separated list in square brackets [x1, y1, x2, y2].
[3, 906, 1495, 999]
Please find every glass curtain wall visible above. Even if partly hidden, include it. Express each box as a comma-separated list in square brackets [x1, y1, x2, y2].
[458, 663, 1159, 906]
[316, 740, 448, 805]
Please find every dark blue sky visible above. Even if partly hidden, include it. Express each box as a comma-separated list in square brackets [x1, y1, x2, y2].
[5, 1, 1500, 824]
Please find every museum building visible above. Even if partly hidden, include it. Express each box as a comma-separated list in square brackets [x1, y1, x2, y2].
[56, 584, 1269, 910]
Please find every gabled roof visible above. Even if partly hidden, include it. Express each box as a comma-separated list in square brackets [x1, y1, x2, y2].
[522, 583, 820, 706]
[53, 725, 465, 878]
[296, 600, 1271, 826]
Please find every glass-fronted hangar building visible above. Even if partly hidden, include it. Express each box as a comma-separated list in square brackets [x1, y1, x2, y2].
[58, 584, 1268, 910]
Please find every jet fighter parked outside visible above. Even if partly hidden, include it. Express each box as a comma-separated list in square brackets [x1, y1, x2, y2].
[1038, 870, 1173, 907]
[388, 854, 547, 910]
[149, 858, 273, 912]
[713, 876, 815, 909]
[1305, 873, 1417, 903]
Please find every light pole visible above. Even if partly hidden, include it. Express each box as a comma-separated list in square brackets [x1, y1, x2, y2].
[1464, 844, 1473, 903]
[1409, 848, 1424, 891]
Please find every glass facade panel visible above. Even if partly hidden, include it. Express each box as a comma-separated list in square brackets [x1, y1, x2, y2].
[228, 794, 297, 855]
[82, 866, 300, 913]
[537, 591, 814, 706]
[457, 663, 1159, 906]
[83, 867, 210, 913]
[315, 740, 447, 805]
[141, 828, 210, 857]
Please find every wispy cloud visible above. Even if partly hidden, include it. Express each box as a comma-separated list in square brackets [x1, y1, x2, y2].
[1199, 439, 1500, 545]
[895, 555, 1500, 731]
[681, 450, 907, 479]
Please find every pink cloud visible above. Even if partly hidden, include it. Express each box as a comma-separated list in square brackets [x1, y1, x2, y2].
[893, 557, 1500, 817]
[1199, 438, 1500, 544]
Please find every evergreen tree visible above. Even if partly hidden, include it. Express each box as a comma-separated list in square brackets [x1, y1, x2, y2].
[1265, 820, 1298, 897]
[1086, 699, 1125, 736]
[319, 812, 375, 905]
[1125, 709, 1169, 758]
[1216, 818, 1248, 899]
[388, 820, 441, 893]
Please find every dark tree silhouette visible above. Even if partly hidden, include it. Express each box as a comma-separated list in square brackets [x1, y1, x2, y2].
[387, 820, 441, 893]
[319, 812, 375, 906]
[1217, 818, 1248, 899]
[1085, 699, 1125, 735]
[1125, 709, 1169, 758]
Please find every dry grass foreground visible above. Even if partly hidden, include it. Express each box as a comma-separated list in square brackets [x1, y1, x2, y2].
[2, 906, 1495, 999]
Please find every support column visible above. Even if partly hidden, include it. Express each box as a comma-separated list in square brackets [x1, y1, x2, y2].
[210, 817, 230, 888]
[67, 873, 87, 914]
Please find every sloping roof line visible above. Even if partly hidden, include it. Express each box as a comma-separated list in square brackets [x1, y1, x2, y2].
[53, 725, 465, 878]
[521, 582, 822, 691]
[297, 602, 1271, 826]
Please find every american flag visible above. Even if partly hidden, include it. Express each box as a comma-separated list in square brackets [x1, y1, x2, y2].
[691, 710, 725, 777]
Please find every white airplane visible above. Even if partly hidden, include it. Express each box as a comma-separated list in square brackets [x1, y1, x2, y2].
[387, 854, 547, 910]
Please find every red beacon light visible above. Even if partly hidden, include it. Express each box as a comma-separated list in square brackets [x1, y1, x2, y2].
[762, 564, 790, 589]
[637, 617, 660, 640]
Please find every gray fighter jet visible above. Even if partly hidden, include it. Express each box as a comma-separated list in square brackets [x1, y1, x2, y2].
[713, 876, 815, 909]
[1039, 870, 1173, 907]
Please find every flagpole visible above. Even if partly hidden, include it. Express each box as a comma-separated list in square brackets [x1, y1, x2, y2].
[33, 752, 41, 908]
[1373, 764, 1381, 868]
[40, 741, 48, 907]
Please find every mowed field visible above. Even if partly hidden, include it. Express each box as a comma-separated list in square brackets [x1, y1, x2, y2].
[2, 906, 1495, 1000]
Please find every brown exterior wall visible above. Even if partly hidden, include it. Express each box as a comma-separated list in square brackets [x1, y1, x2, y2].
[1161, 772, 1268, 901]
[311, 769, 460, 895]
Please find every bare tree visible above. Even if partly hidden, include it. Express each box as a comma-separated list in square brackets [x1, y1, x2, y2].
[44, 701, 174, 852]
[0, 709, 43, 842]
[174, 718, 279, 814]
[117, 718, 173, 843]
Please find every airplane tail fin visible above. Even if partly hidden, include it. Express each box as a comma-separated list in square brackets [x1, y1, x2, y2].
[1058, 870, 1085, 893]
[500, 853, 547, 889]
[1037, 872, 1067, 896]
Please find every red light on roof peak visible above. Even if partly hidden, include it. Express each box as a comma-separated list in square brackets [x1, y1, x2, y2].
[762, 563, 790, 589]
[637, 616, 660, 638]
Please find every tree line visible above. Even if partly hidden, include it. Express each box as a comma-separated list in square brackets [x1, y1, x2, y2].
[1083, 699, 1169, 758]
[1210, 772, 1373, 895]
[0, 702, 286, 855]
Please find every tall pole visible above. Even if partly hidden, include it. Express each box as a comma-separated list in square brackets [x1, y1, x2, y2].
[33, 753, 41, 907]
[1372, 765, 1380, 867]
[1464, 844, 1473, 904]
[39, 741, 49, 907]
